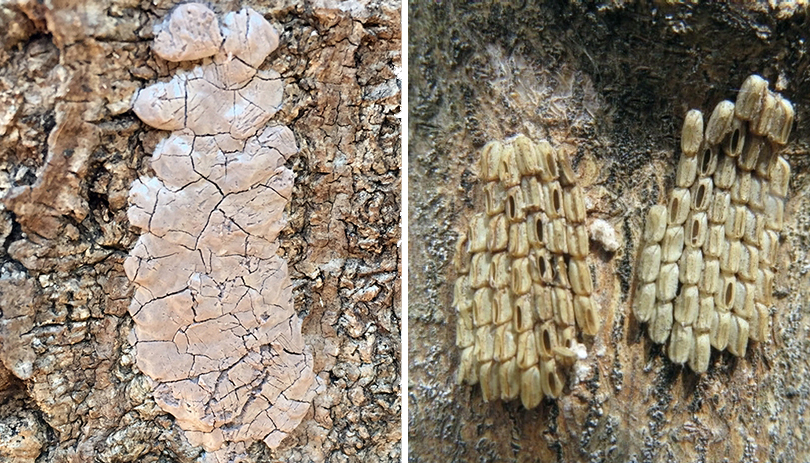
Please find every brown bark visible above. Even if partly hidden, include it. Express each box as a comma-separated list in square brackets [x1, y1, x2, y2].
[409, 2, 810, 462]
[0, 0, 401, 461]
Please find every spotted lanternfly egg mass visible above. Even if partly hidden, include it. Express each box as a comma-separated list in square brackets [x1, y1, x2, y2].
[454, 135, 599, 408]
[633, 74, 792, 373]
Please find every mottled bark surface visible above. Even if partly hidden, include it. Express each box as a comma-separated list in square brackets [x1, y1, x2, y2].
[409, 2, 810, 462]
[0, 0, 401, 461]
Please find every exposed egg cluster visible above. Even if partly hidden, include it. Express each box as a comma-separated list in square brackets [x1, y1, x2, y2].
[633, 75, 793, 373]
[453, 135, 599, 408]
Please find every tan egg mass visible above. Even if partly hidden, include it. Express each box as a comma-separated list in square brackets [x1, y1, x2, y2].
[632, 74, 792, 373]
[453, 135, 600, 408]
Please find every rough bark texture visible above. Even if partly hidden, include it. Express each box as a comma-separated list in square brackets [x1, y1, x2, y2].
[409, 2, 810, 462]
[0, 0, 401, 461]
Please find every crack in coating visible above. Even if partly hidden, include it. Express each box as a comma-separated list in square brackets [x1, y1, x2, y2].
[125, 3, 314, 458]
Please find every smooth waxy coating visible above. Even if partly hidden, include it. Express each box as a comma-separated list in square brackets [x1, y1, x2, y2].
[152, 4, 223, 62]
[133, 4, 283, 136]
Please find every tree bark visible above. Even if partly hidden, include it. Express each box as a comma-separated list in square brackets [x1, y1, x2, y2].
[0, 0, 401, 461]
[408, 2, 810, 462]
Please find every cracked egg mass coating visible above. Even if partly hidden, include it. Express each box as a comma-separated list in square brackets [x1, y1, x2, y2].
[124, 3, 315, 459]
